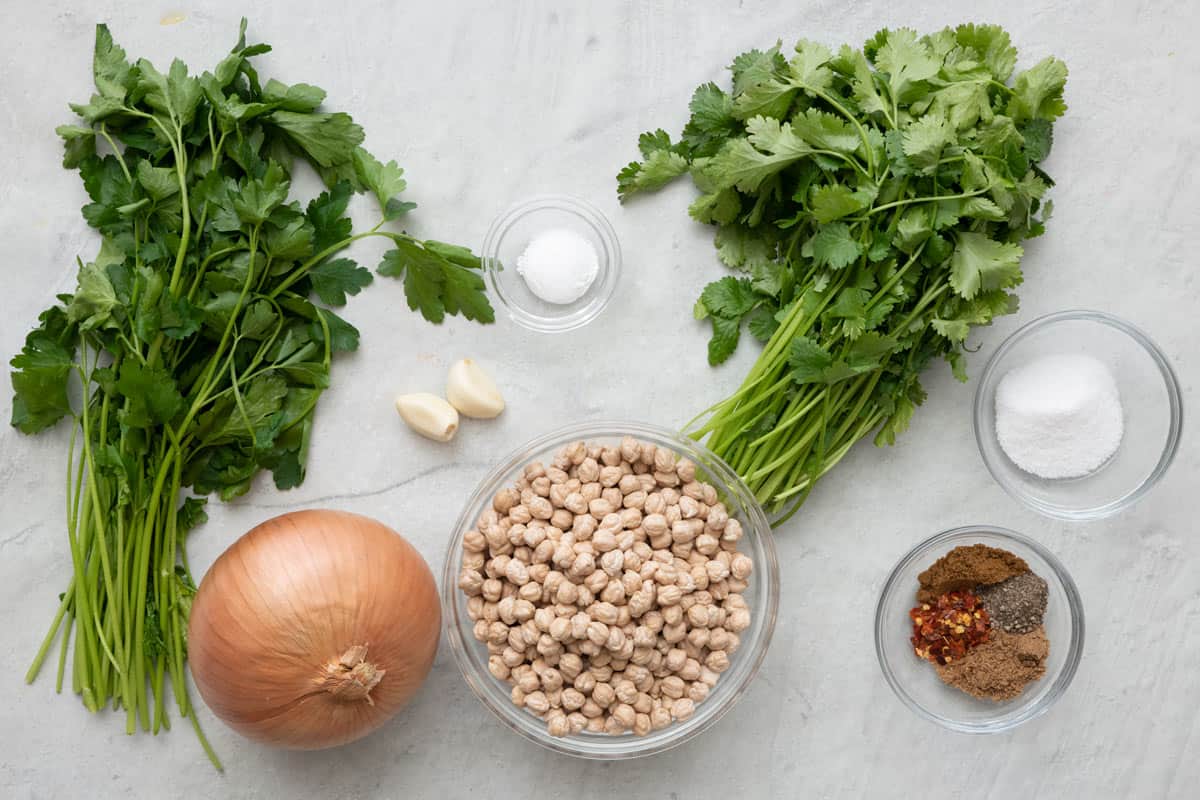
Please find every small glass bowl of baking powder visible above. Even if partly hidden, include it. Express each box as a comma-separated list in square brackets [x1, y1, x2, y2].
[875, 526, 1084, 733]
[973, 310, 1182, 520]
[481, 195, 621, 333]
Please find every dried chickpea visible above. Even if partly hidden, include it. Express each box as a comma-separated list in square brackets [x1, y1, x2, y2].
[650, 706, 672, 730]
[547, 713, 570, 737]
[460, 437, 755, 739]
[611, 703, 636, 730]
[670, 697, 695, 721]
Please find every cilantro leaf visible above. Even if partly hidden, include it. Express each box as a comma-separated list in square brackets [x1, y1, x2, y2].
[954, 23, 1017, 82]
[708, 116, 814, 192]
[893, 207, 932, 252]
[1007, 57, 1069, 123]
[949, 232, 1024, 299]
[746, 306, 780, 342]
[714, 225, 773, 269]
[730, 47, 788, 95]
[872, 28, 939, 103]
[810, 183, 873, 224]
[787, 336, 834, 383]
[700, 277, 758, 318]
[681, 83, 740, 158]
[616, 149, 689, 201]
[788, 40, 835, 92]
[177, 497, 209, 534]
[902, 113, 952, 173]
[1020, 119, 1053, 162]
[707, 315, 742, 365]
[803, 223, 862, 269]
[789, 108, 862, 154]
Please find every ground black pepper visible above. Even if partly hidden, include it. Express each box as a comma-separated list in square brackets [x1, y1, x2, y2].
[975, 572, 1048, 634]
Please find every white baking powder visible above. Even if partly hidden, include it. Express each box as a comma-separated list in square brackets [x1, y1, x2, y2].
[994, 353, 1124, 479]
[516, 228, 599, 305]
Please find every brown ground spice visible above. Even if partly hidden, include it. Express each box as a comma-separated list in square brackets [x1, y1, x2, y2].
[917, 544, 1030, 603]
[935, 627, 1049, 701]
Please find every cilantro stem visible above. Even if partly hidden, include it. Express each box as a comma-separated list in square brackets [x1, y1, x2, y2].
[867, 185, 992, 216]
[793, 80, 876, 174]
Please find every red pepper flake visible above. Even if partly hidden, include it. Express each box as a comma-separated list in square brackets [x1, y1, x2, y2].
[909, 590, 991, 665]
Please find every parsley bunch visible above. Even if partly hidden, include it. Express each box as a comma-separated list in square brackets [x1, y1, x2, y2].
[11, 20, 491, 765]
[617, 25, 1066, 523]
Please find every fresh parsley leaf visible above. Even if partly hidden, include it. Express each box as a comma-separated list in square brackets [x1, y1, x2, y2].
[268, 110, 364, 168]
[115, 361, 184, 428]
[308, 258, 372, 306]
[352, 148, 411, 219]
[306, 181, 353, 252]
[378, 238, 495, 324]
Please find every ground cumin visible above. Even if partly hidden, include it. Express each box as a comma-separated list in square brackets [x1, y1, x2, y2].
[935, 628, 1049, 701]
[917, 544, 1029, 603]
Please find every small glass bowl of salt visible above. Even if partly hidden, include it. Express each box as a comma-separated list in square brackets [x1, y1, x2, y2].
[973, 310, 1182, 520]
[481, 195, 621, 333]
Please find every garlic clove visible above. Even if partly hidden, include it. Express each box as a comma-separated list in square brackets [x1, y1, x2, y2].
[395, 392, 460, 442]
[445, 358, 505, 419]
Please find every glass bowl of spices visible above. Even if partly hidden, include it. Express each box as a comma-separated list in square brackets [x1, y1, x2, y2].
[875, 525, 1084, 733]
[973, 309, 1182, 520]
[481, 194, 621, 333]
[443, 420, 780, 758]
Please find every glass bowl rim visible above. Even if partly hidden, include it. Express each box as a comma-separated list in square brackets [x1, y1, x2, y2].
[441, 419, 780, 759]
[480, 193, 622, 334]
[873, 524, 1085, 734]
[972, 308, 1183, 520]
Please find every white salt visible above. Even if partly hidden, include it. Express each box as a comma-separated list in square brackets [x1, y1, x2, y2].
[994, 353, 1124, 479]
[516, 228, 599, 305]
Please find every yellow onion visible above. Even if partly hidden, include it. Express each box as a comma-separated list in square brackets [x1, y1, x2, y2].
[187, 509, 440, 749]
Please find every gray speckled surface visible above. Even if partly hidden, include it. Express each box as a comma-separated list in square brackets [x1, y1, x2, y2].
[1, 2, 1197, 798]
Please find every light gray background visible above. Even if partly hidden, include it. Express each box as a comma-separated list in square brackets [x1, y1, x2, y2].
[1, 1, 1196, 798]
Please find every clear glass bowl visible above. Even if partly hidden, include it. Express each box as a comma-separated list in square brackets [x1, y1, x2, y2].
[442, 421, 779, 759]
[481, 194, 621, 333]
[973, 310, 1182, 520]
[875, 526, 1084, 733]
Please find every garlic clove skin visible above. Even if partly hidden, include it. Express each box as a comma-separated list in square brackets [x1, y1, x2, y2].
[395, 393, 460, 442]
[446, 358, 505, 419]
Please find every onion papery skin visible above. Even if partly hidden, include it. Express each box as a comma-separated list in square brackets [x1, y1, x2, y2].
[188, 509, 441, 750]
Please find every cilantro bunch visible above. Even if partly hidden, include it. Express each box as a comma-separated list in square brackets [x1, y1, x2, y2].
[617, 25, 1066, 522]
[11, 20, 491, 765]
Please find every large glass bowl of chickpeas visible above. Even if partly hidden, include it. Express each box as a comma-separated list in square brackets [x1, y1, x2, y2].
[443, 420, 780, 758]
